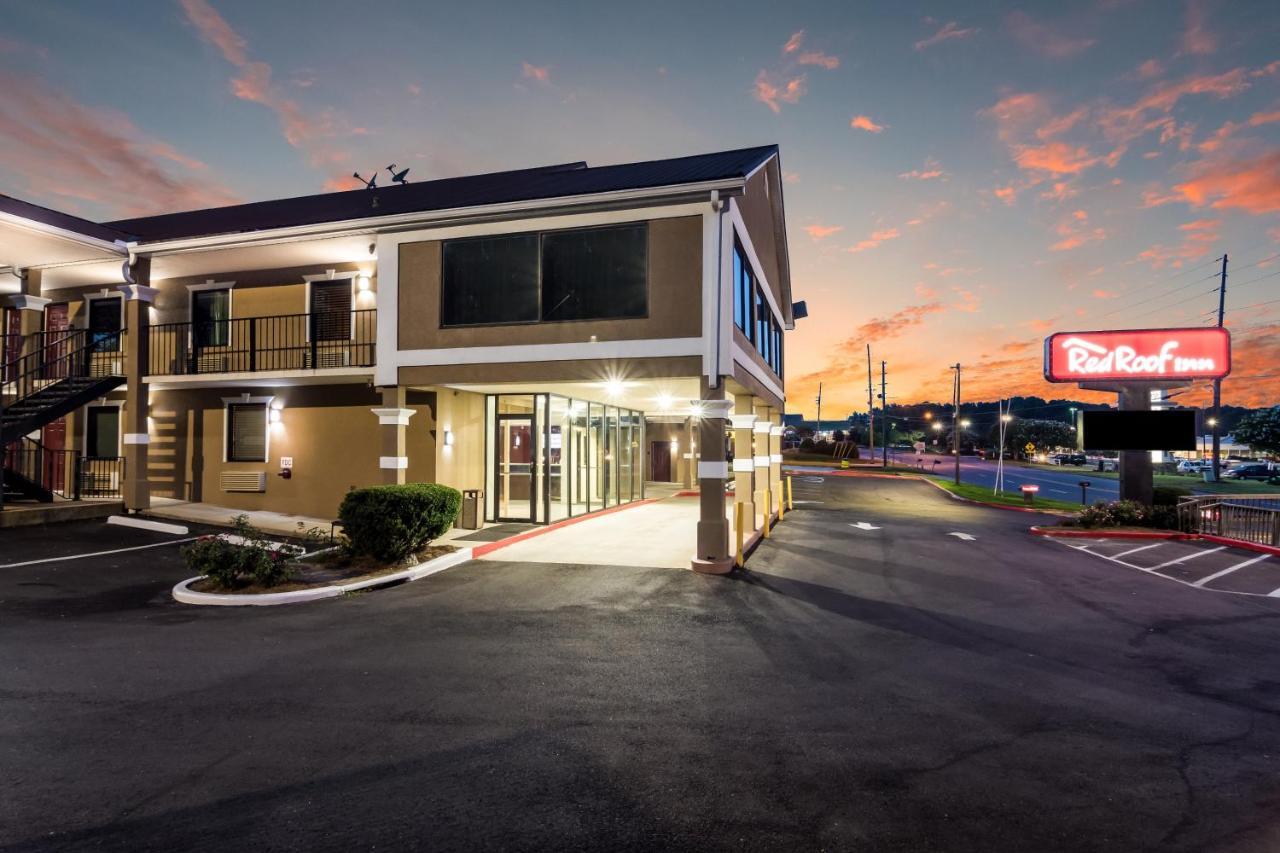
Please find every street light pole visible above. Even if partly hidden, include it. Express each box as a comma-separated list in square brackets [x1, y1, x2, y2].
[952, 363, 962, 485]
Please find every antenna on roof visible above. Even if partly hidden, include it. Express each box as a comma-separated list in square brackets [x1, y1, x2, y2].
[352, 171, 377, 190]
[386, 164, 410, 185]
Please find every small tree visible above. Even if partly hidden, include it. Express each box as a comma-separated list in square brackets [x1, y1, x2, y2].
[1232, 406, 1280, 457]
[1005, 419, 1076, 457]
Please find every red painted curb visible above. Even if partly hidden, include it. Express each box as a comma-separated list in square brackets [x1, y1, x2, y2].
[1196, 534, 1280, 557]
[471, 498, 660, 558]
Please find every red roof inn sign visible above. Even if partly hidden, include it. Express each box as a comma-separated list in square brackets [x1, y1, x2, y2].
[1044, 327, 1231, 384]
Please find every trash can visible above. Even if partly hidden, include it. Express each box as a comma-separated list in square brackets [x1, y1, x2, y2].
[457, 489, 482, 529]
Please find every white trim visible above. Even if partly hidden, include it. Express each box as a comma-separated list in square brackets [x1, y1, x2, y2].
[753, 421, 773, 434]
[729, 413, 757, 430]
[83, 402, 124, 457]
[697, 399, 734, 419]
[303, 270, 359, 344]
[145, 366, 374, 387]
[83, 289, 125, 334]
[186, 280, 235, 349]
[770, 453, 783, 464]
[698, 461, 729, 480]
[122, 432, 148, 446]
[732, 457, 755, 473]
[754, 455, 770, 467]
[132, 183, 742, 256]
[380, 455, 409, 469]
[770, 426, 784, 437]
[732, 342, 785, 402]
[397, 337, 703, 368]
[0, 209, 127, 257]
[727, 199, 783, 325]
[371, 407, 415, 426]
[701, 206, 721, 381]
[6, 294, 50, 311]
[221, 394, 274, 463]
[115, 284, 159, 303]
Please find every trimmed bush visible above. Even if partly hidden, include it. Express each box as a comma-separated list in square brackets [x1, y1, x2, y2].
[338, 482, 462, 563]
[1152, 485, 1191, 506]
[1076, 499, 1151, 529]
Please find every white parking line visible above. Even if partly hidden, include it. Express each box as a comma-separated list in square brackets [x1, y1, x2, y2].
[0, 537, 200, 569]
[1112, 543, 1165, 560]
[1151, 546, 1226, 570]
[1195, 554, 1271, 588]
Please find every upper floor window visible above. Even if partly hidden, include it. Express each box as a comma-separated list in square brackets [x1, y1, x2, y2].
[733, 243, 752, 335]
[192, 289, 230, 348]
[441, 223, 647, 327]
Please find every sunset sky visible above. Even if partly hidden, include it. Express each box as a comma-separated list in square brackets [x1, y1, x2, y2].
[2, 1, 1277, 417]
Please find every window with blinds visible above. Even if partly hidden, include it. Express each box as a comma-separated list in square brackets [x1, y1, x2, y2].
[226, 403, 268, 462]
[310, 281, 352, 342]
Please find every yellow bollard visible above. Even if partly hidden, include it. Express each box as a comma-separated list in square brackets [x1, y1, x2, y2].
[762, 494, 771, 539]
[787, 475, 794, 511]
[735, 501, 745, 568]
[778, 487, 785, 521]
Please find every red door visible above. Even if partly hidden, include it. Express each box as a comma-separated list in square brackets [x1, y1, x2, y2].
[649, 441, 672, 482]
[44, 303, 70, 379]
[42, 417, 67, 494]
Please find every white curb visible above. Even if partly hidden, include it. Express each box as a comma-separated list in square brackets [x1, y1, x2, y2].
[108, 515, 189, 535]
[172, 547, 475, 607]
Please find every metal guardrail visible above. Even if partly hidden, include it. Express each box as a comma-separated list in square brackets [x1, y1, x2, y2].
[147, 309, 376, 376]
[3, 438, 124, 500]
[1177, 495, 1280, 547]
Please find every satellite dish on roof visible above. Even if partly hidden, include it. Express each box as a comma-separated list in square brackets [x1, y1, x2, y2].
[353, 171, 377, 190]
[386, 164, 410, 185]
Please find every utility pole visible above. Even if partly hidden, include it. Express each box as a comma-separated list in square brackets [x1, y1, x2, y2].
[880, 360, 888, 469]
[866, 344, 875, 459]
[994, 399, 1005, 496]
[1211, 253, 1228, 481]
[814, 382, 823, 440]
[952, 363, 962, 485]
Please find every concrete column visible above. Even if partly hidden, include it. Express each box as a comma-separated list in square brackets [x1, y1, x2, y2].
[117, 264, 156, 512]
[730, 394, 757, 532]
[692, 382, 732, 574]
[769, 413, 783, 516]
[1118, 385, 1154, 507]
[11, 268, 48, 363]
[752, 401, 772, 527]
[372, 385, 415, 485]
[681, 416, 695, 489]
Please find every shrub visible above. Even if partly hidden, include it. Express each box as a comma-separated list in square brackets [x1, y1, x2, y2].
[1076, 499, 1150, 529]
[338, 482, 462, 563]
[181, 515, 295, 589]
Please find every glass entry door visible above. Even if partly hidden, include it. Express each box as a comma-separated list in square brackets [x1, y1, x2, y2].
[495, 414, 536, 522]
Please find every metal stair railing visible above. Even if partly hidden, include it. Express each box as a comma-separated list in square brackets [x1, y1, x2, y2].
[1, 328, 125, 410]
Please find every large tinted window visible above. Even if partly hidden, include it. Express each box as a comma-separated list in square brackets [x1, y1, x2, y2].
[541, 224, 647, 322]
[733, 245, 751, 333]
[441, 234, 539, 326]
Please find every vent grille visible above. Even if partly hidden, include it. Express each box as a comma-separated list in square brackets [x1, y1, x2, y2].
[220, 471, 266, 493]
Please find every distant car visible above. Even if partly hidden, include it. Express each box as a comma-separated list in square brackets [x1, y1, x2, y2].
[1223, 463, 1275, 481]
[1176, 460, 1211, 474]
[1050, 453, 1087, 466]
[1099, 458, 1118, 472]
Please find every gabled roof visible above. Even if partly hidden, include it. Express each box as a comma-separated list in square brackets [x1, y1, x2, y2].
[0, 193, 128, 245]
[106, 145, 779, 243]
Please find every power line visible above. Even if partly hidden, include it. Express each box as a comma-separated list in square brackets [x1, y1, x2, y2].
[1093, 271, 1221, 320]
[1125, 286, 1219, 323]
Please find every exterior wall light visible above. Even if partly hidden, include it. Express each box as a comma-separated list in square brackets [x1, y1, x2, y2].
[604, 379, 625, 398]
[356, 274, 371, 291]
[270, 408, 283, 424]
[444, 429, 454, 447]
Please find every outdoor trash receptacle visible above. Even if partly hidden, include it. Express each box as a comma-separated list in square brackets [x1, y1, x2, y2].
[458, 489, 482, 529]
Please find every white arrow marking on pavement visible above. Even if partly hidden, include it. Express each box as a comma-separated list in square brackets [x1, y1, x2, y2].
[948, 532, 977, 541]
[850, 522, 881, 530]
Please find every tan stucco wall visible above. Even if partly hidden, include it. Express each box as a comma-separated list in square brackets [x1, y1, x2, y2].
[398, 355, 702, 387]
[433, 389, 485, 493]
[736, 162, 785, 310]
[397, 216, 702, 350]
[146, 383, 394, 520]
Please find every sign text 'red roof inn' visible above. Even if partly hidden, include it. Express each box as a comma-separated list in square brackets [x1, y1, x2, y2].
[1044, 327, 1231, 383]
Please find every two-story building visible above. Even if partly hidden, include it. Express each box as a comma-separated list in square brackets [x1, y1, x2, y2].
[1, 145, 798, 571]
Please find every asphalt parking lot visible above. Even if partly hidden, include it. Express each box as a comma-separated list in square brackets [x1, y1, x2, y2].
[5, 484, 1280, 851]
[1048, 536, 1277, 596]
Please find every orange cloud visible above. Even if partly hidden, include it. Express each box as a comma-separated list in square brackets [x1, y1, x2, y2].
[850, 302, 946, 340]
[914, 21, 980, 51]
[1137, 218, 1221, 269]
[753, 71, 806, 113]
[1007, 11, 1096, 58]
[846, 227, 901, 253]
[783, 31, 804, 54]
[899, 158, 947, 180]
[850, 114, 886, 133]
[1174, 151, 1280, 213]
[1199, 109, 1280, 152]
[1136, 58, 1164, 79]
[1014, 142, 1099, 175]
[994, 185, 1017, 205]
[1182, 0, 1217, 56]
[521, 62, 550, 83]
[322, 174, 366, 192]
[797, 51, 840, 70]
[0, 71, 239, 217]
[1092, 289, 1119, 299]
[804, 224, 844, 240]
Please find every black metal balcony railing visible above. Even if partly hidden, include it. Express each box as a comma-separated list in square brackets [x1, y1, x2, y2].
[147, 309, 376, 376]
[1, 329, 125, 402]
[3, 438, 124, 501]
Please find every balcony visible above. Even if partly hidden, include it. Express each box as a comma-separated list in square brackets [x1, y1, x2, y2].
[147, 309, 376, 377]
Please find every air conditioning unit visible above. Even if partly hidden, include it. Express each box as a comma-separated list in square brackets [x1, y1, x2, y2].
[197, 353, 229, 373]
[220, 471, 267, 493]
[312, 349, 351, 369]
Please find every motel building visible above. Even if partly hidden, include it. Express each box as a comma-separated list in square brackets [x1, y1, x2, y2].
[1, 146, 799, 571]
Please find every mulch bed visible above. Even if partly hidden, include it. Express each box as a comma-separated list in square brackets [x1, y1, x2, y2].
[189, 544, 456, 595]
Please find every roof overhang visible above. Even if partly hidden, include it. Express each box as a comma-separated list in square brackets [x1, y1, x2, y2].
[0, 210, 126, 292]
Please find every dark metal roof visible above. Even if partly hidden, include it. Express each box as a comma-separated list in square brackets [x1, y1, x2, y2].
[0, 193, 127, 244]
[105, 145, 778, 243]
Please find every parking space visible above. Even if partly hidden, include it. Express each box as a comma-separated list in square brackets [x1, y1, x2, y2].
[1048, 536, 1277, 596]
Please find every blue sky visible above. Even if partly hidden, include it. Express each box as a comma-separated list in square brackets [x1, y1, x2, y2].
[2, 0, 1278, 415]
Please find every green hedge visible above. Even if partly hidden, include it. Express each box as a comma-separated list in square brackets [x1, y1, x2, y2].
[338, 483, 462, 563]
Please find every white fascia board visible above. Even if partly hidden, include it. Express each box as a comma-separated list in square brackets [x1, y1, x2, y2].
[701, 206, 721, 382]
[732, 343, 785, 403]
[397, 337, 703, 368]
[0, 210, 127, 258]
[129, 180, 745, 256]
[374, 232, 399, 387]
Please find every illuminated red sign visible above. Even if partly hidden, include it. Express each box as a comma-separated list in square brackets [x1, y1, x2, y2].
[1044, 327, 1231, 383]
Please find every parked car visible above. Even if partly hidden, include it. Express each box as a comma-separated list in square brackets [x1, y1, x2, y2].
[1176, 459, 1212, 474]
[1099, 458, 1118, 472]
[1223, 463, 1276, 481]
[1050, 453, 1087, 466]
